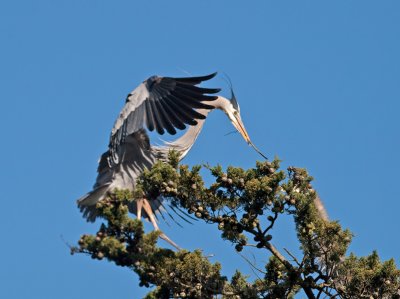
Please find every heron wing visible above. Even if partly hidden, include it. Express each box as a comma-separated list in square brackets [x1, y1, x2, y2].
[97, 129, 153, 178]
[108, 73, 219, 165]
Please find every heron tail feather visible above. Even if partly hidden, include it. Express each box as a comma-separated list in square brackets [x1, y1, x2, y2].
[77, 184, 110, 222]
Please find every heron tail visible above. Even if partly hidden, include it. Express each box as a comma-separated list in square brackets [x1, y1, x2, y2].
[77, 184, 110, 222]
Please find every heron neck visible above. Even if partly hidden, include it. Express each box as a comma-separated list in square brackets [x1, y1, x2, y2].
[210, 96, 230, 111]
[167, 97, 231, 160]
[165, 107, 212, 160]
[180, 107, 211, 142]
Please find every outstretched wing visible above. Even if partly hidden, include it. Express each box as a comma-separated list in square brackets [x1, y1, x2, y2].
[108, 72, 220, 165]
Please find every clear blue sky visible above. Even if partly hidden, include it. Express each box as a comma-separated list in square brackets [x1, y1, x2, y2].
[1, 1, 399, 298]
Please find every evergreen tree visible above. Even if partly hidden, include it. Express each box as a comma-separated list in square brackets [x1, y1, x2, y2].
[72, 152, 400, 298]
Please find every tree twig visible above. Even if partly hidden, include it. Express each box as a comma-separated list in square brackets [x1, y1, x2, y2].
[238, 252, 266, 275]
[284, 247, 301, 266]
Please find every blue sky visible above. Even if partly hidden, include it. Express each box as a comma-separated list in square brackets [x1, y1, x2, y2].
[1, 1, 399, 298]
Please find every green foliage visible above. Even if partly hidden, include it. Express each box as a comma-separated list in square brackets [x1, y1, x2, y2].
[260, 256, 299, 298]
[335, 251, 400, 298]
[74, 154, 400, 298]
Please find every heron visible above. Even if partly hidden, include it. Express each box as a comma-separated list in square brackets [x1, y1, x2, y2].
[77, 72, 259, 249]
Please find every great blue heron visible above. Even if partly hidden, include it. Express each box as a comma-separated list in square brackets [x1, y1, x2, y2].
[77, 72, 255, 249]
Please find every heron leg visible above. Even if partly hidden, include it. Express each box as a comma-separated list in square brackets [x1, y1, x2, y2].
[141, 198, 181, 251]
[136, 198, 144, 220]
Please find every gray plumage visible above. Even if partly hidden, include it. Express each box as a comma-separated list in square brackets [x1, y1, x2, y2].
[78, 118, 210, 222]
[78, 129, 158, 221]
[77, 72, 254, 249]
[78, 74, 218, 222]
[108, 73, 220, 166]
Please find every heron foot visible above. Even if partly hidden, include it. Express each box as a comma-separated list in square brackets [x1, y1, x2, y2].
[138, 197, 182, 250]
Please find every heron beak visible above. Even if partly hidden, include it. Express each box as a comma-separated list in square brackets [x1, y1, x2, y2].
[232, 113, 251, 144]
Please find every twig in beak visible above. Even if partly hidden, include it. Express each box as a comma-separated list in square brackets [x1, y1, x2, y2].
[224, 130, 238, 136]
[249, 141, 269, 160]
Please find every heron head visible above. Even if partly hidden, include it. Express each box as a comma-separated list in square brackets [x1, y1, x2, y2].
[214, 89, 251, 144]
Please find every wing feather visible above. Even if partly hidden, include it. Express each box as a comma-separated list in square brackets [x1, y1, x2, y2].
[157, 99, 187, 130]
[148, 99, 164, 134]
[144, 100, 155, 132]
[153, 99, 177, 135]
[164, 94, 206, 120]
[161, 96, 198, 126]
[171, 90, 216, 110]
[150, 83, 177, 135]
[176, 83, 221, 95]
[173, 72, 217, 84]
